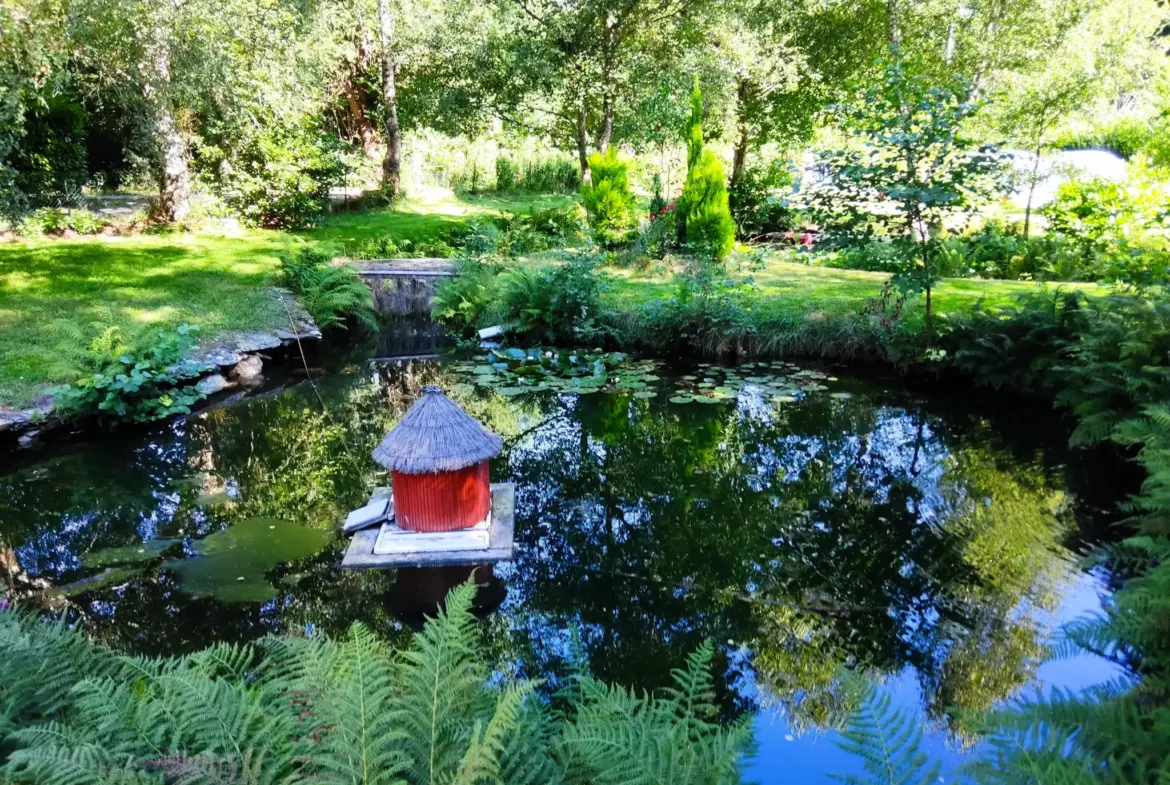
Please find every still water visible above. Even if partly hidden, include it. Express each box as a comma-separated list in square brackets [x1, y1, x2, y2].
[0, 347, 1125, 781]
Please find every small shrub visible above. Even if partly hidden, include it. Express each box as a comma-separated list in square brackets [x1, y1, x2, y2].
[47, 324, 212, 424]
[678, 80, 735, 262]
[729, 161, 797, 239]
[495, 156, 518, 191]
[498, 251, 608, 343]
[649, 172, 668, 215]
[16, 207, 69, 237]
[632, 202, 679, 262]
[278, 247, 377, 331]
[580, 148, 639, 247]
[66, 208, 105, 234]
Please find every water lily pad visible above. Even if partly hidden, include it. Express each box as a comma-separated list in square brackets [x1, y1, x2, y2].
[830, 392, 853, 400]
[669, 395, 693, 404]
[633, 390, 657, 399]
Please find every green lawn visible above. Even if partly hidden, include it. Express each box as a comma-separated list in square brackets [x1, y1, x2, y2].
[0, 191, 571, 408]
[0, 188, 1103, 408]
[302, 190, 575, 255]
[603, 257, 1108, 322]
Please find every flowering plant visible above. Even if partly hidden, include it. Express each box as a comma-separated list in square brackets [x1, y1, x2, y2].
[651, 203, 677, 220]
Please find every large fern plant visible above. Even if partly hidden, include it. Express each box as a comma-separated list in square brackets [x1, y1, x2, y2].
[0, 582, 751, 785]
[279, 247, 377, 332]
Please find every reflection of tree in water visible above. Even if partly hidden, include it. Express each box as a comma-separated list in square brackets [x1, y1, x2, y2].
[0, 361, 546, 652]
[500, 388, 1076, 737]
[0, 360, 1083, 738]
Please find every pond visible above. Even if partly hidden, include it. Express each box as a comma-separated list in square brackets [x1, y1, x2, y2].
[0, 340, 1126, 781]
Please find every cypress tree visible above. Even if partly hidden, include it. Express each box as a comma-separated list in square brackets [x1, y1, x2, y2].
[679, 78, 735, 261]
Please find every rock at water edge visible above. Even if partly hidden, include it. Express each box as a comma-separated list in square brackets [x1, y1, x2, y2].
[196, 374, 230, 395]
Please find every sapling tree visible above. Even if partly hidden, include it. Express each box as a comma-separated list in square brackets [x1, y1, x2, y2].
[803, 59, 1010, 343]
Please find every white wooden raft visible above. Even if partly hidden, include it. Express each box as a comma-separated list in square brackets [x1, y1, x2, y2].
[341, 483, 515, 570]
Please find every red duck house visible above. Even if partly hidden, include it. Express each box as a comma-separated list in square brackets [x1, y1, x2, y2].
[371, 385, 503, 532]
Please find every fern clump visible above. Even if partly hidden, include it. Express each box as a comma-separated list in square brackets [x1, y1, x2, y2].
[0, 581, 752, 784]
[278, 246, 377, 332]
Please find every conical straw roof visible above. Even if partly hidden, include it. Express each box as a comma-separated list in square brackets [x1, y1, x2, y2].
[372, 385, 503, 473]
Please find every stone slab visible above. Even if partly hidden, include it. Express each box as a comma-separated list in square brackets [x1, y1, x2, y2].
[342, 483, 514, 569]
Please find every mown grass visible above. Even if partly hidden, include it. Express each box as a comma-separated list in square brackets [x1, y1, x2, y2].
[302, 190, 575, 256]
[0, 191, 571, 408]
[603, 256, 1108, 323]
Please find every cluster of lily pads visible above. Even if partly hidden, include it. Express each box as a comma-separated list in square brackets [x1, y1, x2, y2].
[668, 361, 840, 405]
[451, 347, 663, 398]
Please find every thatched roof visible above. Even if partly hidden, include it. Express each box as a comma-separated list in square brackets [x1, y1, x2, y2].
[372, 385, 503, 473]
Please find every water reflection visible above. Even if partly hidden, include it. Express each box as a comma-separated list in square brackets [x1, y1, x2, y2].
[0, 355, 1110, 746]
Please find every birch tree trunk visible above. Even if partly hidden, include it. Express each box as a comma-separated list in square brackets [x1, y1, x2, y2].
[730, 80, 751, 190]
[576, 97, 591, 183]
[378, 0, 402, 198]
[143, 26, 191, 223]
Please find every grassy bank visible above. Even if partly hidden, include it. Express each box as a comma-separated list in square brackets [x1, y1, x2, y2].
[604, 258, 1108, 321]
[0, 188, 1101, 408]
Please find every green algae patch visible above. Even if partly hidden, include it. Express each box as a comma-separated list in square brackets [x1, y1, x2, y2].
[165, 517, 332, 603]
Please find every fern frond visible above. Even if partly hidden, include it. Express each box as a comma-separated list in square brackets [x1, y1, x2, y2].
[452, 680, 536, 785]
[830, 682, 940, 785]
[3, 743, 156, 785]
[393, 581, 483, 784]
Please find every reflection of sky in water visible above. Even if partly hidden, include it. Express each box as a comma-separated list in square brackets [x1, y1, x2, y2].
[746, 569, 1124, 783]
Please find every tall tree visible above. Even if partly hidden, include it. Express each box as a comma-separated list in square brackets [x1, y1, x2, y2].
[720, 0, 886, 189]
[377, 0, 402, 197]
[505, 0, 704, 176]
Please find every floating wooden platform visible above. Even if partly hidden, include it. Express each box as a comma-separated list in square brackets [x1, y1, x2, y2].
[341, 483, 515, 570]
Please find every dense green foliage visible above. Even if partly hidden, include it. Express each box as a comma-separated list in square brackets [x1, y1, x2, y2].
[498, 251, 608, 344]
[278, 247, 377, 332]
[199, 120, 350, 229]
[727, 161, 797, 240]
[0, 581, 751, 784]
[579, 149, 638, 247]
[45, 323, 211, 424]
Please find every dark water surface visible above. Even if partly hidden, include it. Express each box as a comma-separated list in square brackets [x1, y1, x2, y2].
[0, 346, 1125, 781]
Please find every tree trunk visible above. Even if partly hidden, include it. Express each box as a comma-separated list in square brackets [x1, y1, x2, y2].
[343, 72, 381, 165]
[597, 22, 616, 152]
[378, 0, 402, 199]
[576, 98, 591, 183]
[729, 78, 753, 190]
[1023, 138, 1044, 237]
[887, 0, 903, 53]
[598, 95, 613, 153]
[924, 284, 933, 347]
[143, 29, 190, 223]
